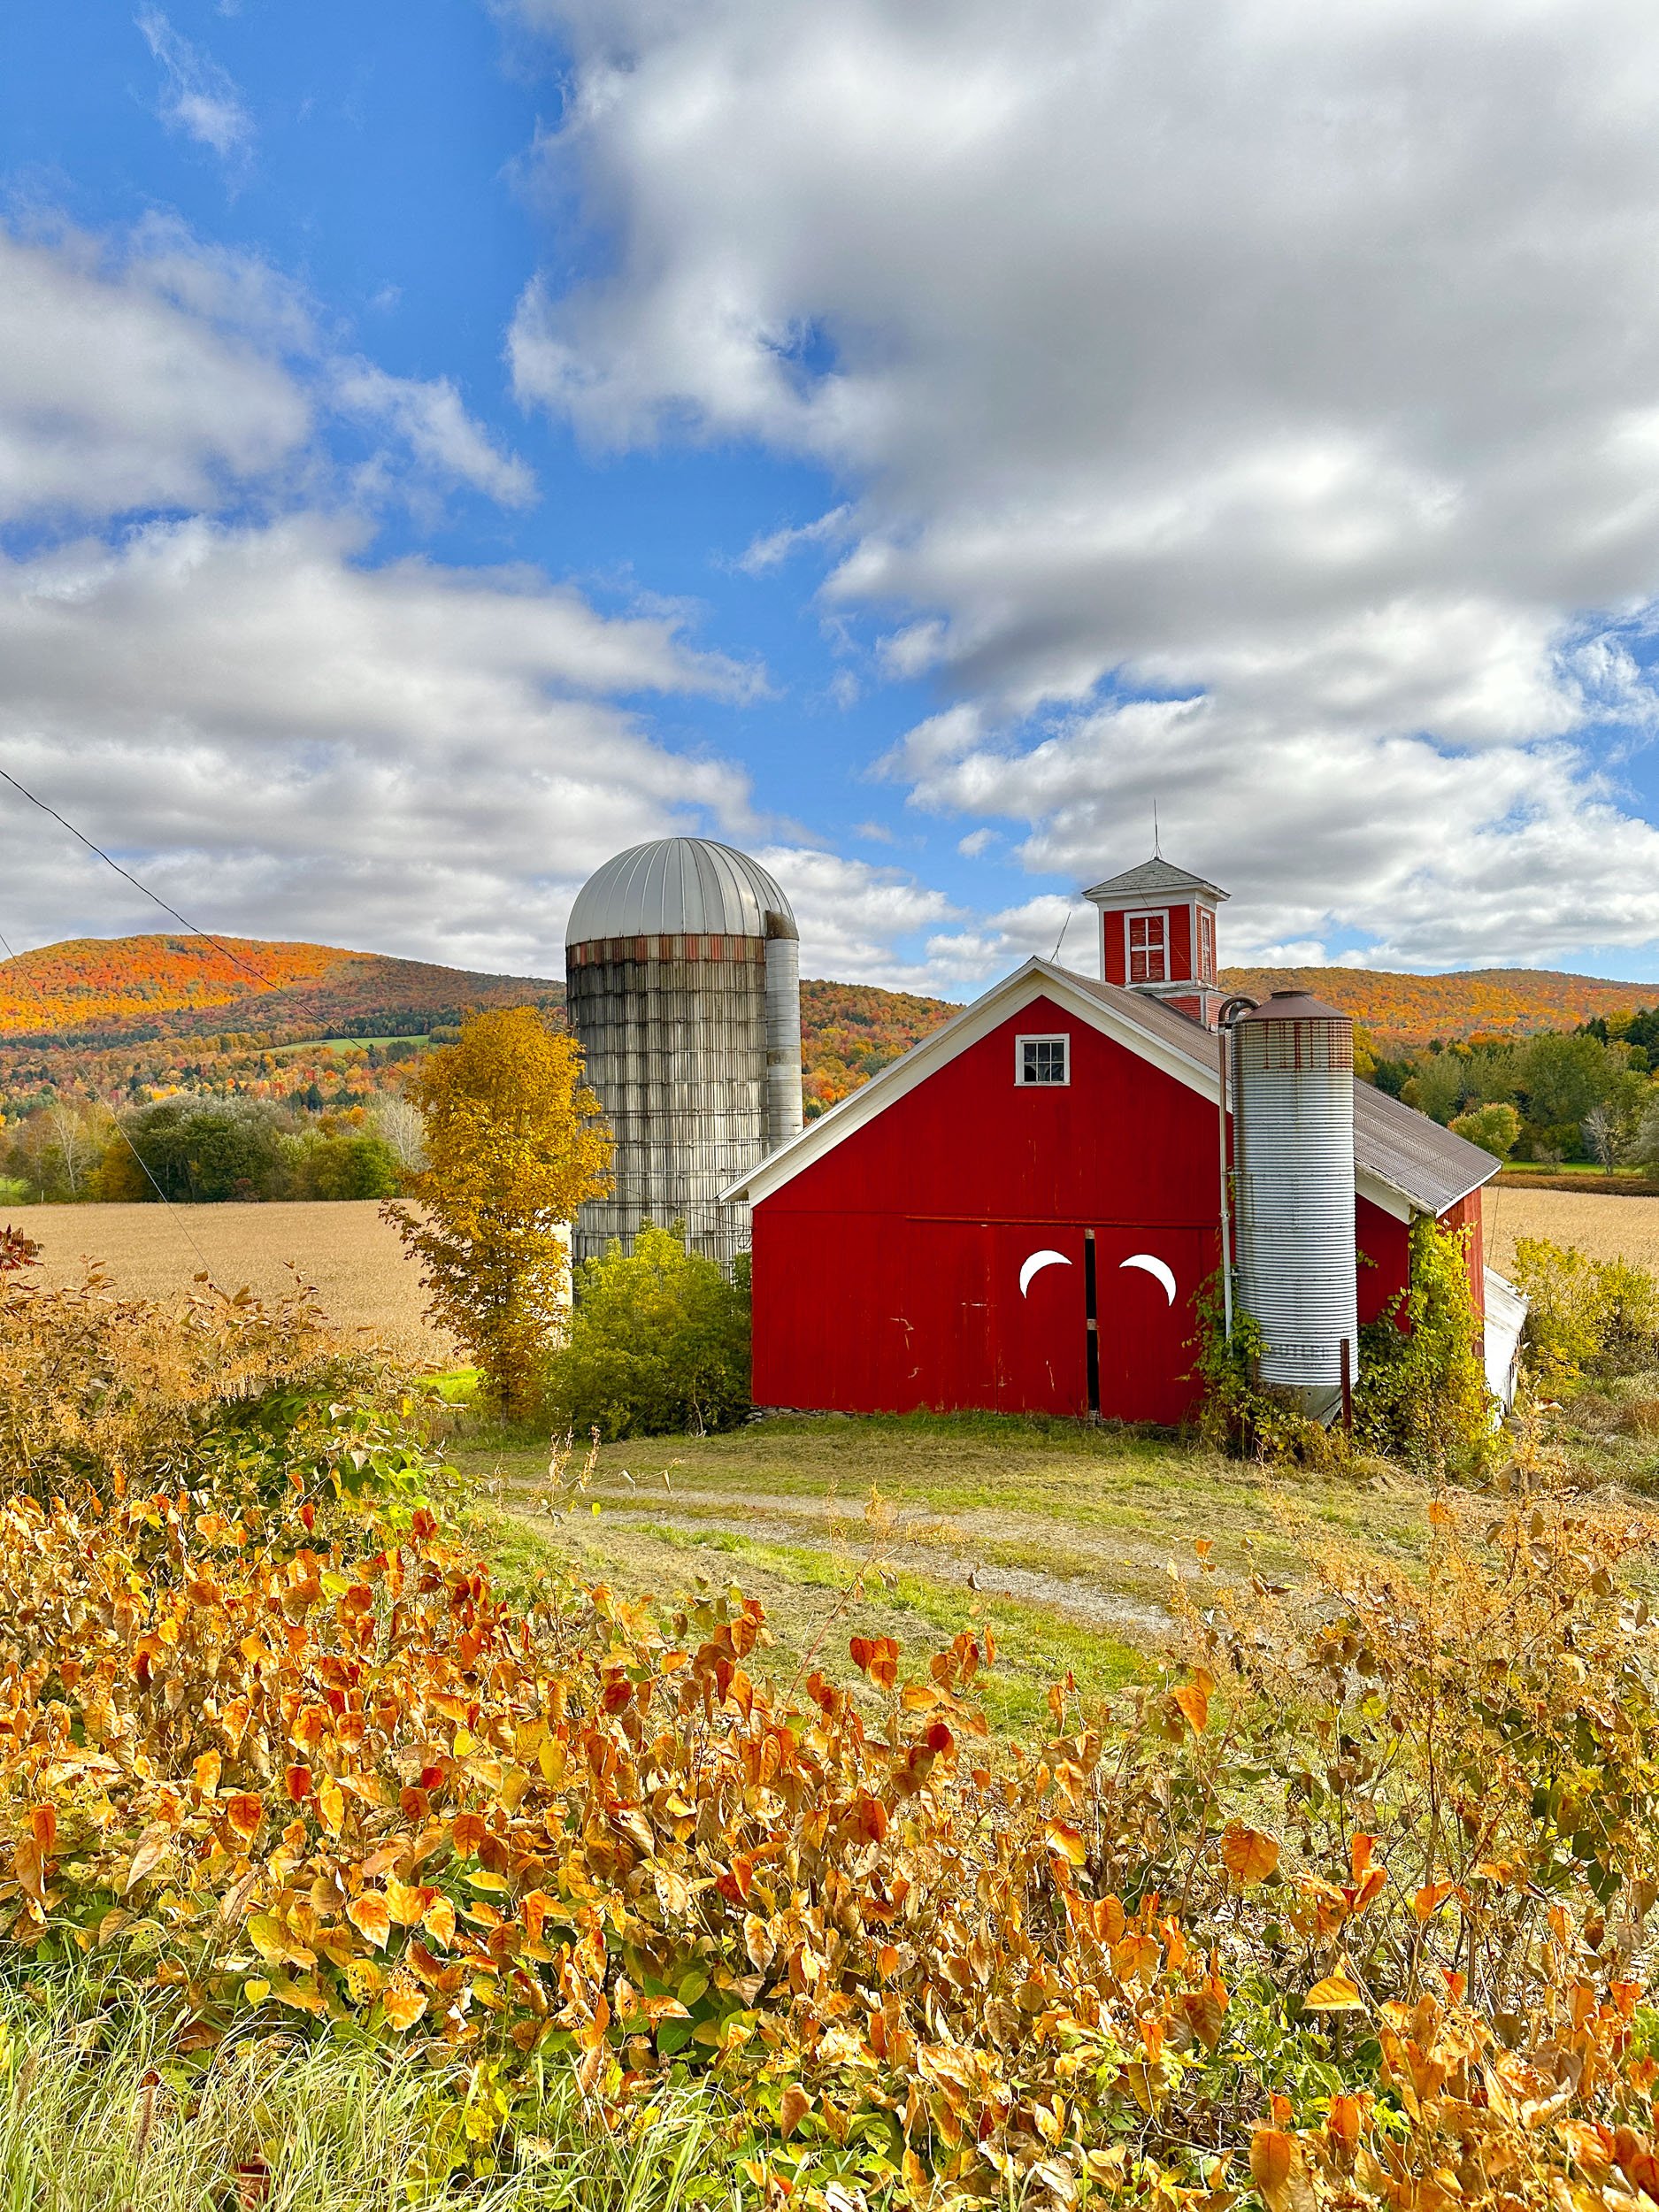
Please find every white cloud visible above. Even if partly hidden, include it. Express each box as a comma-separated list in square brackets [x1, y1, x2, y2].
[0, 513, 762, 973]
[506, 0, 1659, 969]
[736, 505, 852, 575]
[755, 846, 963, 989]
[0, 212, 982, 990]
[136, 9, 252, 160]
[333, 364, 537, 508]
[0, 223, 307, 524]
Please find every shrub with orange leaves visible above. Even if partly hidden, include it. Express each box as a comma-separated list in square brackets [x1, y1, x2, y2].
[10, 1283, 1659, 2207]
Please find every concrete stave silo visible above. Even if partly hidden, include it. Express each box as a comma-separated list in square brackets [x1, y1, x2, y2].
[565, 837, 802, 1266]
[1232, 989, 1359, 1420]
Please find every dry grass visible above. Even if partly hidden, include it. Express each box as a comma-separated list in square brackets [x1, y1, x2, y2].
[1484, 1184, 1659, 1275]
[0, 1200, 455, 1365]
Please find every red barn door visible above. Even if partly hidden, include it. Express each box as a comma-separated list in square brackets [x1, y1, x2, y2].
[1092, 1225, 1209, 1425]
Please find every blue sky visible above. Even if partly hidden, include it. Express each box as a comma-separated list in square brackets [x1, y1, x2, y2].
[4, 0, 1659, 987]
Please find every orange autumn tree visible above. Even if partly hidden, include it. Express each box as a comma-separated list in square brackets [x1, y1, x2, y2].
[388, 1008, 611, 1418]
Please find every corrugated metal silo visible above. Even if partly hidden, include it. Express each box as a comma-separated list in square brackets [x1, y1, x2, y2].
[1233, 989, 1358, 1418]
[565, 837, 803, 1265]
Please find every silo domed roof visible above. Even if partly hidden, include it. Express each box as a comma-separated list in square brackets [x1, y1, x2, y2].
[566, 837, 797, 946]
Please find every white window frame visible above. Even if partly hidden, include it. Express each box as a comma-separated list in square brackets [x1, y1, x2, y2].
[1198, 906, 1215, 981]
[1126, 909, 1168, 986]
[1015, 1033, 1070, 1087]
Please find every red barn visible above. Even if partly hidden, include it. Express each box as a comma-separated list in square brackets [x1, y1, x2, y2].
[725, 865, 1510, 1421]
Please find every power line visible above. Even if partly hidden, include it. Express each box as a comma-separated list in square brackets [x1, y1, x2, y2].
[0, 764, 274, 991]
[0, 917, 225, 1286]
[0, 768, 263, 1288]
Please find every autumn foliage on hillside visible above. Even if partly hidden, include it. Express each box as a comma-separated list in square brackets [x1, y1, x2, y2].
[0, 933, 561, 1048]
[7, 1264, 1659, 2203]
[1221, 963, 1659, 1052]
[799, 979, 958, 1113]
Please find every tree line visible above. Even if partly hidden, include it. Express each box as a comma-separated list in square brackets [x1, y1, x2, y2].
[1364, 1003, 1659, 1169]
[0, 1093, 426, 1205]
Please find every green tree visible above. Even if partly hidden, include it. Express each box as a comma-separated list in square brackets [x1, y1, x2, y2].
[387, 1008, 611, 1421]
[1448, 1101, 1521, 1159]
[291, 1132, 402, 1201]
[1517, 1032, 1616, 1132]
[545, 1223, 752, 1440]
[101, 1098, 286, 1202]
[1402, 1049, 1467, 1125]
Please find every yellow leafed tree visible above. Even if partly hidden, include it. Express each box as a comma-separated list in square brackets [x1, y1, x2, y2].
[388, 1008, 612, 1418]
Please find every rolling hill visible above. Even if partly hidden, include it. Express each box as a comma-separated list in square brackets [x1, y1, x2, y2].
[4, 933, 1658, 1121]
[0, 934, 561, 1048]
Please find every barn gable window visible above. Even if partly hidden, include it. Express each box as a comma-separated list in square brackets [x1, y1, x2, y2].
[1017, 1033, 1070, 1086]
[1199, 908, 1215, 979]
[1128, 912, 1167, 984]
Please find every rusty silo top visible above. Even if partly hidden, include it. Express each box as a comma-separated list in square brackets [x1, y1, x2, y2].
[1236, 988, 1351, 1025]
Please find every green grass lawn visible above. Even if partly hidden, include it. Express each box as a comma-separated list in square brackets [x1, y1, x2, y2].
[446, 1411, 1452, 1736]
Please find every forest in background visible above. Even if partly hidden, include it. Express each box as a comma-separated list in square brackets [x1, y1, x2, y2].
[8, 931, 1659, 1197]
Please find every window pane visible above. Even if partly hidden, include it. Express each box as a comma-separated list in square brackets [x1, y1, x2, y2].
[1019, 1037, 1066, 1084]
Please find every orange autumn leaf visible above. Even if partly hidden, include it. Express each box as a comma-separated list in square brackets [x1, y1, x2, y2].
[1171, 1680, 1210, 1734]
[28, 1805, 54, 1853]
[849, 1635, 899, 1691]
[346, 1893, 391, 1950]
[1250, 2127, 1294, 2210]
[780, 2085, 810, 2139]
[1044, 1820, 1087, 1867]
[1221, 1822, 1280, 1886]
[225, 1794, 264, 1841]
[381, 1985, 428, 2033]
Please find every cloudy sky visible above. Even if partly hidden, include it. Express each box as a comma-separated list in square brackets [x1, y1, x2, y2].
[6, 0, 1659, 987]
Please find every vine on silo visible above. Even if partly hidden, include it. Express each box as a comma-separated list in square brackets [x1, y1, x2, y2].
[1195, 1217, 1494, 1473]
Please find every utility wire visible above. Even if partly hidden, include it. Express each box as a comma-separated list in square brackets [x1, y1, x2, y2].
[0, 918, 225, 1286]
[0, 767, 271, 1288]
[0, 764, 274, 991]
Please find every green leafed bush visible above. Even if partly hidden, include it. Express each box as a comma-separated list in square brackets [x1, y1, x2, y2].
[1448, 1100, 1521, 1158]
[1512, 1234, 1659, 1383]
[544, 1222, 751, 1440]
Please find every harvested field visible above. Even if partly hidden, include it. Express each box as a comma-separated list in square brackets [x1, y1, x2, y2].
[0, 1200, 455, 1365]
[1483, 1184, 1659, 1275]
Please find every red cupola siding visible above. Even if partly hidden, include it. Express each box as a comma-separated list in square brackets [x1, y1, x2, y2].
[1087, 856, 1229, 1029]
[725, 955, 1505, 1424]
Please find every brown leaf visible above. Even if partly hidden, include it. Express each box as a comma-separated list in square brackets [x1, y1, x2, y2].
[780, 2085, 810, 2139]
[123, 1823, 173, 1894]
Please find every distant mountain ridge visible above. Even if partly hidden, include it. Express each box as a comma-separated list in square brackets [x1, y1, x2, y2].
[2, 933, 1656, 1107]
[0, 934, 563, 1048]
[1217, 964, 1659, 1052]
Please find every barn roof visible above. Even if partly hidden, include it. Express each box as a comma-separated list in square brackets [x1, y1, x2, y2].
[1084, 856, 1230, 902]
[725, 956, 1501, 1220]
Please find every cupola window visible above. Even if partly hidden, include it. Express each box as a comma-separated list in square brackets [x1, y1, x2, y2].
[1128, 913, 1167, 984]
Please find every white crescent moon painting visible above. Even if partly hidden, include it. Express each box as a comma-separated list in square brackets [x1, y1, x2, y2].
[1018, 1249, 1072, 1298]
[1120, 1254, 1177, 1304]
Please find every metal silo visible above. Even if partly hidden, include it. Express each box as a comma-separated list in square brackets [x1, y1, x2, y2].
[1232, 990, 1358, 1420]
[565, 837, 803, 1266]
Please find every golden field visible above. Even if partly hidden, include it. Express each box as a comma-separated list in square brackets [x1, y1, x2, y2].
[0, 1200, 457, 1366]
[1483, 1184, 1659, 1275]
[4, 1186, 1657, 1373]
